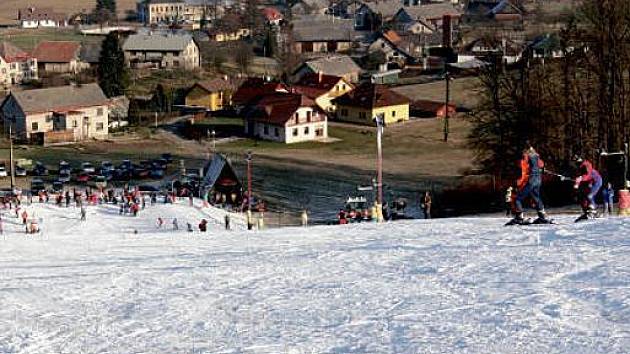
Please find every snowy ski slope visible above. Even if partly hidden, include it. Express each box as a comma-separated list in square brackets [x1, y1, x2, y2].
[1, 201, 629, 353]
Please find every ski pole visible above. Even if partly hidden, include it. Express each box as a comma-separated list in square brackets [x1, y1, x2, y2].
[544, 169, 571, 181]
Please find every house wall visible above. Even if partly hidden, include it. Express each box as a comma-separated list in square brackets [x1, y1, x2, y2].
[213, 29, 251, 42]
[245, 107, 328, 144]
[148, 2, 212, 24]
[1, 95, 27, 137]
[0, 57, 38, 88]
[124, 40, 199, 70]
[21, 105, 109, 141]
[185, 87, 226, 111]
[314, 79, 354, 114]
[337, 103, 409, 125]
[294, 41, 352, 54]
[40, 60, 87, 74]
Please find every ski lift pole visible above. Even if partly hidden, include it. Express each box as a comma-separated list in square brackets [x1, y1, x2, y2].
[246, 151, 252, 211]
[375, 115, 384, 222]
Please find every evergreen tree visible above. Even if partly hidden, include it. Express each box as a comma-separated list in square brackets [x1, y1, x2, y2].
[97, 32, 128, 97]
[96, 0, 117, 15]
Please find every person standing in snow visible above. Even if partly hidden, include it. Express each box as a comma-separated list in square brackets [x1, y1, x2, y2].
[301, 210, 308, 227]
[573, 156, 603, 218]
[199, 219, 208, 232]
[21, 210, 28, 225]
[157, 217, 164, 228]
[602, 182, 615, 215]
[224, 214, 231, 230]
[172, 218, 179, 230]
[505, 186, 513, 216]
[187, 222, 193, 232]
[512, 147, 550, 224]
[80, 206, 86, 221]
[421, 191, 432, 219]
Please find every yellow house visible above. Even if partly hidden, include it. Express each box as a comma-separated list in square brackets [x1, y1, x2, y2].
[332, 83, 410, 126]
[185, 78, 236, 111]
[208, 28, 251, 42]
[293, 73, 354, 115]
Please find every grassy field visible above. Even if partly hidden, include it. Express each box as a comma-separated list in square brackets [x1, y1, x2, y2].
[0, 28, 104, 51]
[0, 0, 137, 25]
[392, 76, 482, 109]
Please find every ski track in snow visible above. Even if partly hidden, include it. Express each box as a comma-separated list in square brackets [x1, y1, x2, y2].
[0, 202, 629, 353]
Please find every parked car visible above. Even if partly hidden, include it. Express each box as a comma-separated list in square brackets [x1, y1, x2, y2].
[59, 161, 72, 174]
[161, 153, 173, 163]
[153, 158, 168, 170]
[58, 171, 71, 183]
[90, 175, 107, 189]
[150, 168, 165, 179]
[101, 161, 114, 172]
[15, 166, 27, 177]
[0, 164, 7, 177]
[32, 162, 48, 176]
[75, 172, 91, 183]
[31, 178, 46, 193]
[52, 181, 64, 193]
[81, 162, 96, 174]
[134, 167, 150, 179]
[114, 168, 132, 181]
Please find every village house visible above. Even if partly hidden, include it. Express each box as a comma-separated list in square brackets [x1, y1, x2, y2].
[17, 7, 67, 28]
[262, 7, 284, 26]
[332, 83, 410, 126]
[243, 93, 328, 144]
[0, 83, 109, 143]
[460, 0, 524, 36]
[410, 99, 456, 118]
[31, 41, 88, 74]
[368, 30, 419, 68]
[185, 77, 239, 111]
[231, 78, 288, 111]
[292, 73, 354, 115]
[207, 13, 251, 42]
[122, 33, 200, 69]
[293, 55, 363, 83]
[390, 2, 461, 31]
[0, 42, 38, 89]
[138, 0, 217, 28]
[291, 16, 359, 54]
[291, 0, 330, 16]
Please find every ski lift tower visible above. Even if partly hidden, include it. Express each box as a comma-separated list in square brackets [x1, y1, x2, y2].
[375, 114, 384, 222]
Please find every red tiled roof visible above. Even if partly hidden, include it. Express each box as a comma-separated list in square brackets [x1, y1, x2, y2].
[247, 93, 316, 125]
[0, 41, 31, 63]
[232, 78, 288, 106]
[292, 73, 347, 99]
[194, 78, 237, 93]
[262, 7, 283, 21]
[382, 30, 402, 44]
[32, 41, 80, 63]
[332, 83, 409, 109]
[411, 99, 456, 118]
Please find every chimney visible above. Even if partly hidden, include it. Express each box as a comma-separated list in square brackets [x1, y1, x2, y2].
[318, 71, 323, 83]
[442, 15, 452, 49]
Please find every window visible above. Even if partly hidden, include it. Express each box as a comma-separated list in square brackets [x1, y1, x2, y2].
[263, 125, 269, 135]
[304, 127, 309, 135]
[97, 108, 103, 116]
[306, 111, 312, 122]
[96, 122, 104, 131]
[294, 112, 299, 120]
[316, 128, 324, 137]
[31, 122, 38, 131]
[274, 127, 279, 137]
[73, 120, 78, 128]
[292, 128, 298, 137]
[392, 111, 396, 117]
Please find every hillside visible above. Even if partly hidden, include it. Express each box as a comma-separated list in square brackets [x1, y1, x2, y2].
[1, 200, 629, 352]
[0, 0, 138, 25]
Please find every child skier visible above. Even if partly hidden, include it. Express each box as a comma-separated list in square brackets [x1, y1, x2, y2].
[573, 156, 603, 220]
[509, 147, 550, 225]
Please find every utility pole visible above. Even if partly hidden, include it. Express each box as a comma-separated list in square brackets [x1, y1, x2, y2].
[246, 151, 252, 210]
[376, 115, 384, 222]
[443, 65, 450, 143]
[9, 124, 15, 191]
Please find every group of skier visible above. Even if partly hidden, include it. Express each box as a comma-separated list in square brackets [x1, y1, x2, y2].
[507, 146, 618, 225]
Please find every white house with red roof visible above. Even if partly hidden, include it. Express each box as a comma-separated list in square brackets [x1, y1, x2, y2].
[31, 41, 88, 74]
[0, 41, 38, 89]
[262, 7, 284, 25]
[243, 93, 328, 144]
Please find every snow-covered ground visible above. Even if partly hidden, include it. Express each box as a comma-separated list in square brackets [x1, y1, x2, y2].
[1, 201, 630, 353]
